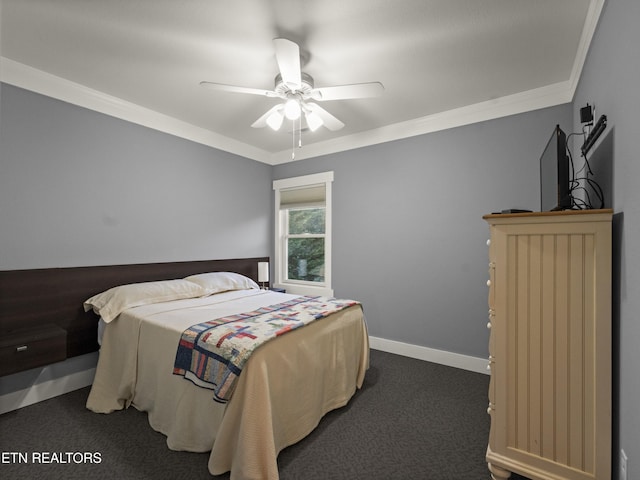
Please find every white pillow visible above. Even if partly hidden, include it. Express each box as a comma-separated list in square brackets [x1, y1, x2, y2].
[184, 271, 259, 295]
[84, 279, 208, 323]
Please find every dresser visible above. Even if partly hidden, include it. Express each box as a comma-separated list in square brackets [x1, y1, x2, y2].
[483, 210, 612, 480]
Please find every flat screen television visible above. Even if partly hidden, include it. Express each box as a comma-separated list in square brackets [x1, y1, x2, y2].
[540, 125, 572, 211]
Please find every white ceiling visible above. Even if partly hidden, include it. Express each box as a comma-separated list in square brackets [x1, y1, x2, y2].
[0, 0, 603, 164]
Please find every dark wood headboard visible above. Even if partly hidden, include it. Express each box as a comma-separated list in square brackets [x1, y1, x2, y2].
[0, 257, 269, 360]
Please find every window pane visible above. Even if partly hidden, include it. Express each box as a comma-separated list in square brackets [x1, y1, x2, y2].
[287, 238, 325, 282]
[288, 208, 325, 235]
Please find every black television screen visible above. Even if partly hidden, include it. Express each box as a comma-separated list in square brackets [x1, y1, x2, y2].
[540, 125, 572, 211]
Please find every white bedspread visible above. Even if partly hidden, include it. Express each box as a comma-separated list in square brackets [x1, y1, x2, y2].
[86, 289, 369, 479]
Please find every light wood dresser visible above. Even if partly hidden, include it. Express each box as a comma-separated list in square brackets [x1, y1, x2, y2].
[483, 210, 612, 480]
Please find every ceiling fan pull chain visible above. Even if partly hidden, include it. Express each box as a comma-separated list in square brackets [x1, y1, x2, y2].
[291, 120, 296, 160]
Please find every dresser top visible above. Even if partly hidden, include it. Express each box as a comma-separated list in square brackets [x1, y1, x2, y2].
[483, 208, 613, 221]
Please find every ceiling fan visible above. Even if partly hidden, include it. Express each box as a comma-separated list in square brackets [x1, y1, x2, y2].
[200, 38, 384, 133]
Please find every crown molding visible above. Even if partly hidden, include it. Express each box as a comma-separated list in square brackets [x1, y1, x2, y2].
[0, 58, 272, 164]
[0, 58, 574, 166]
[568, 0, 606, 96]
[268, 80, 574, 164]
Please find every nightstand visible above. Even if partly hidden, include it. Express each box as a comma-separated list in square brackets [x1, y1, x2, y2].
[0, 324, 67, 376]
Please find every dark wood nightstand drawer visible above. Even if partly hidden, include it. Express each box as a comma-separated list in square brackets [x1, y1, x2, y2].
[0, 324, 67, 376]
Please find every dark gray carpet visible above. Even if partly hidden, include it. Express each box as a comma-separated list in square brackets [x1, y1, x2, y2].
[0, 350, 530, 479]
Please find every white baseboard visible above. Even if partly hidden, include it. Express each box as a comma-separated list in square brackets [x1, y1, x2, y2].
[369, 336, 489, 375]
[0, 368, 96, 415]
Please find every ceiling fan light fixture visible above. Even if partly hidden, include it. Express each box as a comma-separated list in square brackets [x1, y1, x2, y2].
[284, 98, 301, 120]
[266, 108, 284, 130]
[305, 110, 323, 131]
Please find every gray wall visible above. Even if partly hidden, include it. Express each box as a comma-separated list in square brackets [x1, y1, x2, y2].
[274, 104, 572, 358]
[0, 83, 272, 393]
[0, 84, 272, 270]
[572, 0, 640, 475]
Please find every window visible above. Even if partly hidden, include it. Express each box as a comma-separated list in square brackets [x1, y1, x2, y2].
[273, 172, 333, 297]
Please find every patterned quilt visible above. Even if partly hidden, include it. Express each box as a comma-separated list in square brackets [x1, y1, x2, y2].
[173, 295, 360, 403]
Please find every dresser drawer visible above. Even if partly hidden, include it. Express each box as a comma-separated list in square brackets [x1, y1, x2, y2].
[0, 325, 67, 376]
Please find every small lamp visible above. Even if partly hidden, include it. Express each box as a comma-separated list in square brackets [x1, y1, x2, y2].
[266, 108, 284, 131]
[303, 103, 324, 132]
[305, 110, 323, 131]
[284, 98, 301, 120]
[258, 262, 269, 290]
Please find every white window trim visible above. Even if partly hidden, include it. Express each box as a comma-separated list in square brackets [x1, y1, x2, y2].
[273, 172, 334, 297]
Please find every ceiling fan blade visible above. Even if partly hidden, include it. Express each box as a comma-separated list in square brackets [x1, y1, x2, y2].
[312, 82, 384, 101]
[200, 81, 277, 97]
[251, 104, 284, 129]
[306, 103, 344, 131]
[273, 38, 302, 91]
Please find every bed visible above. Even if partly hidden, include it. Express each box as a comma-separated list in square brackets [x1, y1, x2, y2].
[84, 269, 369, 480]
